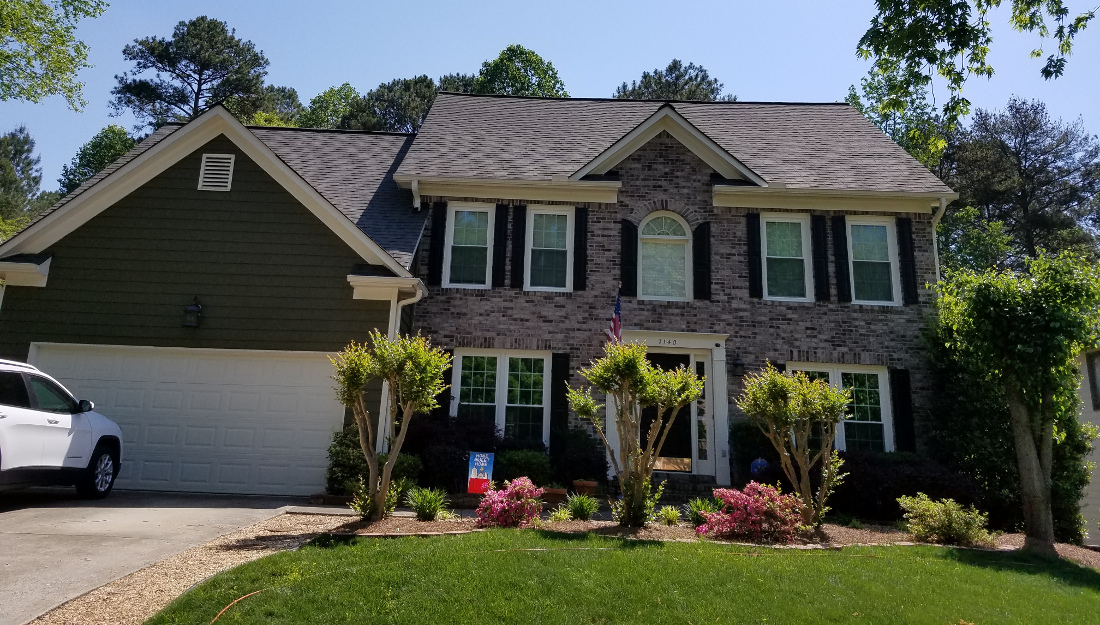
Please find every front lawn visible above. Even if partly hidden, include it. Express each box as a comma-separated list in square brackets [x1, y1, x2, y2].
[147, 530, 1100, 624]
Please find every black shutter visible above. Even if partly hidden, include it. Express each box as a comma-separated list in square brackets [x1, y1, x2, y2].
[620, 219, 638, 297]
[427, 202, 447, 286]
[491, 205, 509, 288]
[890, 368, 916, 452]
[896, 217, 919, 305]
[692, 221, 712, 300]
[510, 205, 527, 288]
[811, 215, 830, 302]
[573, 207, 588, 291]
[549, 352, 571, 453]
[746, 212, 763, 298]
[432, 349, 455, 419]
[832, 215, 852, 303]
[773, 362, 786, 373]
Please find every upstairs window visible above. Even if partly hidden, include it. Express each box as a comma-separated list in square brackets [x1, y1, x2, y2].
[639, 213, 691, 301]
[443, 203, 494, 288]
[525, 206, 574, 291]
[762, 214, 812, 301]
[848, 218, 900, 304]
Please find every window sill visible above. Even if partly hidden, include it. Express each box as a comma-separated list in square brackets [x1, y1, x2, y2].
[524, 286, 572, 293]
[851, 299, 902, 307]
[441, 283, 492, 290]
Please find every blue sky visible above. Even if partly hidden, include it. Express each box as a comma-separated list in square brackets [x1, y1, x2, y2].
[3, 0, 1098, 188]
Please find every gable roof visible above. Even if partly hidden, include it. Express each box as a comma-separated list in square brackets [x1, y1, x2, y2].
[397, 93, 953, 195]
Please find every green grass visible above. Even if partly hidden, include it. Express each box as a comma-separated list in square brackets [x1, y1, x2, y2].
[147, 530, 1100, 625]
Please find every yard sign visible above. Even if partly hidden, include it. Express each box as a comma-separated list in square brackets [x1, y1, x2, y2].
[468, 452, 494, 493]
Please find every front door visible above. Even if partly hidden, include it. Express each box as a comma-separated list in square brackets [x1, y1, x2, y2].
[642, 351, 715, 476]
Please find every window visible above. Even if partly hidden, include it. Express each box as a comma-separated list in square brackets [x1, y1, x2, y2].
[848, 218, 901, 304]
[28, 376, 78, 414]
[443, 203, 495, 288]
[787, 363, 894, 452]
[525, 206, 574, 291]
[0, 372, 30, 408]
[762, 214, 812, 300]
[639, 212, 691, 300]
[1088, 351, 1100, 411]
[453, 351, 550, 446]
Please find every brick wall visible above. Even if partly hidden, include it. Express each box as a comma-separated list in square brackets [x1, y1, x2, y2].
[411, 131, 940, 452]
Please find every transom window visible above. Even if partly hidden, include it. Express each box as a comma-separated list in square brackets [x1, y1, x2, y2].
[762, 214, 812, 300]
[525, 206, 574, 291]
[453, 351, 551, 446]
[443, 203, 495, 288]
[848, 218, 900, 304]
[639, 212, 691, 300]
[787, 363, 894, 453]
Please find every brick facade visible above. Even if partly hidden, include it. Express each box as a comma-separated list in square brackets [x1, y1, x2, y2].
[411, 131, 939, 458]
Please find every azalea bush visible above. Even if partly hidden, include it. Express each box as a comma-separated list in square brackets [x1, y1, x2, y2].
[475, 477, 545, 528]
[696, 482, 803, 543]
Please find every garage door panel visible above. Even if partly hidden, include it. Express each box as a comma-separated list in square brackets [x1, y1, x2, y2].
[31, 343, 344, 495]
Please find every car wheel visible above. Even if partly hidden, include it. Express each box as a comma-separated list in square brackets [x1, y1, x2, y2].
[77, 447, 118, 499]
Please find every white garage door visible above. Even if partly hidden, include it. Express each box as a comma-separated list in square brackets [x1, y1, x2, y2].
[30, 343, 345, 495]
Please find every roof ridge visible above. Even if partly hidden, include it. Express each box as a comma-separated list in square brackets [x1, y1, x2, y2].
[247, 125, 415, 137]
[435, 92, 852, 106]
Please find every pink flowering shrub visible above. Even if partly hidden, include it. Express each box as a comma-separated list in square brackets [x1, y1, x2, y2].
[475, 477, 545, 528]
[696, 482, 803, 543]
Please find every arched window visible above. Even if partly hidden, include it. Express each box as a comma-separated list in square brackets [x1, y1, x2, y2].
[638, 212, 691, 300]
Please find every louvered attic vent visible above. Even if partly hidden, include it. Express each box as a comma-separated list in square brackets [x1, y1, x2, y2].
[197, 154, 235, 191]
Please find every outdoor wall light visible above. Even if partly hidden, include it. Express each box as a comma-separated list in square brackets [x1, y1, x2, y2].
[730, 357, 747, 377]
[182, 296, 203, 328]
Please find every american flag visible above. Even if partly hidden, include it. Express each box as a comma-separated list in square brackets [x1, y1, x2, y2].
[605, 287, 622, 343]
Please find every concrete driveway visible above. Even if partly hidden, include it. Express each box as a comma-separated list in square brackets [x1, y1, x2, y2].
[0, 489, 299, 625]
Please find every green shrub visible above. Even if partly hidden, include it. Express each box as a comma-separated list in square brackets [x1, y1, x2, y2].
[325, 426, 423, 495]
[897, 493, 996, 547]
[548, 505, 572, 522]
[406, 486, 449, 522]
[657, 505, 681, 526]
[349, 476, 411, 519]
[683, 496, 722, 527]
[566, 493, 600, 521]
[494, 449, 553, 487]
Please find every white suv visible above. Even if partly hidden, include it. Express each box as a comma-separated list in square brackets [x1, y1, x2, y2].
[0, 359, 123, 498]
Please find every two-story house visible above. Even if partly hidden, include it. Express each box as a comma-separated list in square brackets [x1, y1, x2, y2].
[0, 93, 956, 495]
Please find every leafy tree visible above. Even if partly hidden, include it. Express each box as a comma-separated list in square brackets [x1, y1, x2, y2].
[57, 124, 135, 193]
[438, 72, 476, 93]
[0, 0, 106, 110]
[845, 62, 946, 170]
[568, 341, 704, 527]
[0, 125, 55, 223]
[858, 0, 1095, 129]
[342, 75, 437, 133]
[297, 83, 359, 129]
[226, 84, 303, 126]
[942, 97, 1099, 265]
[110, 16, 269, 128]
[330, 332, 450, 522]
[937, 205, 1013, 273]
[736, 363, 852, 526]
[935, 252, 1100, 553]
[474, 44, 568, 97]
[613, 59, 736, 102]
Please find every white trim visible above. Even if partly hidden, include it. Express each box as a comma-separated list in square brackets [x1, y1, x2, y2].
[847, 216, 903, 306]
[197, 154, 235, 191]
[571, 105, 767, 186]
[441, 202, 495, 289]
[0, 106, 410, 277]
[28, 341, 339, 361]
[523, 205, 574, 292]
[393, 175, 620, 204]
[786, 361, 895, 453]
[713, 186, 957, 213]
[638, 211, 693, 302]
[0, 257, 51, 287]
[760, 212, 813, 303]
[346, 274, 424, 302]
[451, 348, 552, 449]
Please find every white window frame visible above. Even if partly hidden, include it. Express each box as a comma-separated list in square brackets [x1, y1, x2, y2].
[786, 362, 895, 452]
[638, 211, 693, 302]
[846, 216, 902, 306]
[450, 349, 552, 448]
[524, 205, 574, 292]
[442, 202, 495, 289]
[761, 212, 814, 302]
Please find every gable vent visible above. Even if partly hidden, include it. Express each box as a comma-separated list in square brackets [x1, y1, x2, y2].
[197, 154, 235, 191]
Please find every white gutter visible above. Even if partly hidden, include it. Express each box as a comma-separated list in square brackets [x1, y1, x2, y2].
[932, 196, 949, 282]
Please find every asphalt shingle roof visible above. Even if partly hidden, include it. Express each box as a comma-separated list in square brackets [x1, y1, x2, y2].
[397, 93, 953, 195]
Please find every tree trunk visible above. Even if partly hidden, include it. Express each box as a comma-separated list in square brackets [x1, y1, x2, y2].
[1005, 387, 1056, 555]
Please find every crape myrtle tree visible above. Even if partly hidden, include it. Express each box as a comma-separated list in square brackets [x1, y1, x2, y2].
[736, 364, 852, 526]
[935, 252, 1100, 553]
[567, 341, 704, 527]
[331, 332, 451, 522]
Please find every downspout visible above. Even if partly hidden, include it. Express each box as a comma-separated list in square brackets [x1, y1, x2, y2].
[380, 278, 428, 453]
[932, 196, 948, 283]
[390, 279, 426, 339]
[411, 179, 421, 211]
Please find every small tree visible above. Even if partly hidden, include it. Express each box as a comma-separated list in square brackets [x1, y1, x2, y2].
[58, 125, 136, 194]
[330, 331, 450, 522]
[567, 341, 703, 527]
[936, 252, 1100, 553]
[736, 363, 851, 526]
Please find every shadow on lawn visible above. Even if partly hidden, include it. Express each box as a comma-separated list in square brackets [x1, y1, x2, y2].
[533, 528, 663, 549]
[945, 548, 1100, 591]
